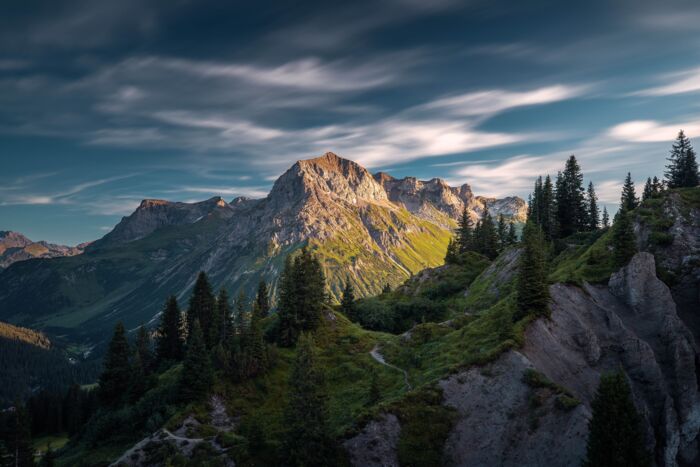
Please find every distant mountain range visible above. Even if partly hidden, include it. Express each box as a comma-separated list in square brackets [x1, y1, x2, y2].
[0, 231, 87, 269]
[0, 153, 525, 343]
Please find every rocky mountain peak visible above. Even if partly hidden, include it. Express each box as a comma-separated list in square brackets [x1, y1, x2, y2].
[267, 151, 389, 208]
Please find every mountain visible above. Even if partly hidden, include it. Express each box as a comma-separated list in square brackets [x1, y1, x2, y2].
[0, 231, 86, 269]
[0, 152, 524, 344]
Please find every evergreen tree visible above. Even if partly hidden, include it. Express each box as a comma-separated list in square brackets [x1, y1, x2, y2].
[254, 281, 271, 318]
[507, 222, 518, 245]
[612, 210, 637, 267]
[514, 223, 549, 321]
[98, 322, 132, 407]
[187, 271, 216, 348]
[156, 296, 184, 363]
[234, 290, 249, 338]
[444, 237, 458, 264]
[476, 207, 499, 259]
[135, 325, 153, 374]
[528, 177, 544, 224]
[555, 156, 587, 237]
[277, 248, 327, 346]
[584, 371, 650, 467]
[620, 173, 638, 212]
[666, 130, 699, 188]
[586, 182, 599, 231]
[240, 300, 267, 379]
[213, 288, 232, 346]
[642, 177, 654, 201]
[178, 320, 213, 402]
[497, 214, 508, 250]
[284, 334, 336, 466]
[128, 350, 148, 403]
[541, 175, 555, 240]
[8, 402, 33, 467]
[651, 176, 662, 195]
[340, 280, 357, 320]
[456, 207, 473, 253]
[601, 207, 610, 228]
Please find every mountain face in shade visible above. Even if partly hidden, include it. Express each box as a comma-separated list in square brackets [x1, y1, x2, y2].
[0, 231, 86, 269]
[0, 152, 525, 343]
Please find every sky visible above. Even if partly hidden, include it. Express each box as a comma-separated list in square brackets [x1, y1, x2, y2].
[2, 0, 700, 245]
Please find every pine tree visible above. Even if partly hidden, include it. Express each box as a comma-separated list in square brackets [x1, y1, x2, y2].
[187, 271, 216, 348]
[612, 210, 637, 267]
[8, 402, 34, 467]
[444, 237, 458, 264]
[601, 207, 610, 229]
[156, 296, 184, 363]
[651, 176, 662, 195]
[620, 173, 638, 212]
[240, 300, 267, 379]
[98, 322, 132, 407]
[179, 320, 213, 402]
[666, 130, 699, 188]
[284, 334, 337, 466]
[642, 177, 654, 201]
[586, 182, 599, 230]
[541, 175, 555, 240]
[528, 176, 544, 224]
[340, 280, 357, 320]
[555, 156, 587, 237]
[514, 223, 549, 321]
[507, 222, 518, 245]
[135, 325, 153, 374]
[212, 288, 232, 346]
[497, 214, 508, 250]
[254, 280, 271, 318]
[456, 207, 473, 253]
[584, 371, 650, 467]
[277, 248, 327, 346]
[475, 207, 499, 259]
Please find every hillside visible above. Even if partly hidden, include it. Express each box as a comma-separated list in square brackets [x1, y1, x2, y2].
[0, 231, 86, 269]
[0, 153, 525, 344]
[46, 185, 699, 467]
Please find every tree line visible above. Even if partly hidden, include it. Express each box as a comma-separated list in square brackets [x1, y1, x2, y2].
[445, 207, 518, 263]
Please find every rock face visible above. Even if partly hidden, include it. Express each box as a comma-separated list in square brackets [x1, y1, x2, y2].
[345, 252, 700, 467]
[0, 231, 85, 268]
[0, 152, 525, 341]
[342, 414, 401, 467]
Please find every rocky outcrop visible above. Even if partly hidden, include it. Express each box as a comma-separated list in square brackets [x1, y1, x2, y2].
[346, 252, 700, 467]
[0, 231, 85, 268]
[523, 253, 700, 466]
[343, 414, 401, 467]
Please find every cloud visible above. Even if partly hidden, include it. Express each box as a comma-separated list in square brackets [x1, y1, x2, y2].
[0, 175, 137, 207]
[634, 66, 700, 96]
[179, 186, 270, 199]
[607, 119, 700, 142]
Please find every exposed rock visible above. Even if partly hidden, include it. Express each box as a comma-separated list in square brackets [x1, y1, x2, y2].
[0, 231, 85, 268]
[343, 413, 401, 467]
[523, 253, 700, 466]
[440, 351, 589, 467]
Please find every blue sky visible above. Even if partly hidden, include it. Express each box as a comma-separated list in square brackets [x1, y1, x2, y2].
[2, 0, 700, 245]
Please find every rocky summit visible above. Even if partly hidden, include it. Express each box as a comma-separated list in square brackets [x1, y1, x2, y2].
[0, 152, 524, 342]
[0, 230, 86, 269]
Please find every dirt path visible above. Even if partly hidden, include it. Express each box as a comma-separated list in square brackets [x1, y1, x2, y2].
[370, 344, 412, 391]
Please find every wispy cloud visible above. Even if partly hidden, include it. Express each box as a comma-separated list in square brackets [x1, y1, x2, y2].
[607, 119, 700, 142]
[179, 186, 270, 199]
[634, 66, 700, 96]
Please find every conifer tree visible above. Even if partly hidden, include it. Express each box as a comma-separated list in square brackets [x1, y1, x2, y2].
[666, 130, 699, 188]
[234, 290, 248, 338]
[507, 222, 518, 245]
[240, 300, 267, 379]
[586, 182, 599, 230]
[254, 280, 271, 318]
[541, 175, 555, 239]
[179, 320, 213, 402]
[98, 322, 132, 407]
[187, 271, 216, 347]
[277, 248, 327, 346]
[456, 207, 473, 253]
[612, 210, 637, 267]
[476, 207, 499, 259]
[444, 237, 458, 264]
[651, 176, 662, 195]
[620, 173, 638, 212]
[497, 214, 508, 249]
[128, 349, 148, 403]
[555, 156, 587, 237]
[157, 296, 184, 363]
[135, 325, 153, 374]
[214, 288, 232, 346]
[340, 280, 357, 320]
[601, 207, 610, 229]
[514, 223, 549, 321]
[528, 177, 544, 224]
[642, 177, 654, 201]
[8, 402, 33, 467]
[584, 371, 650, 467]
[284, 334, 336, 466]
